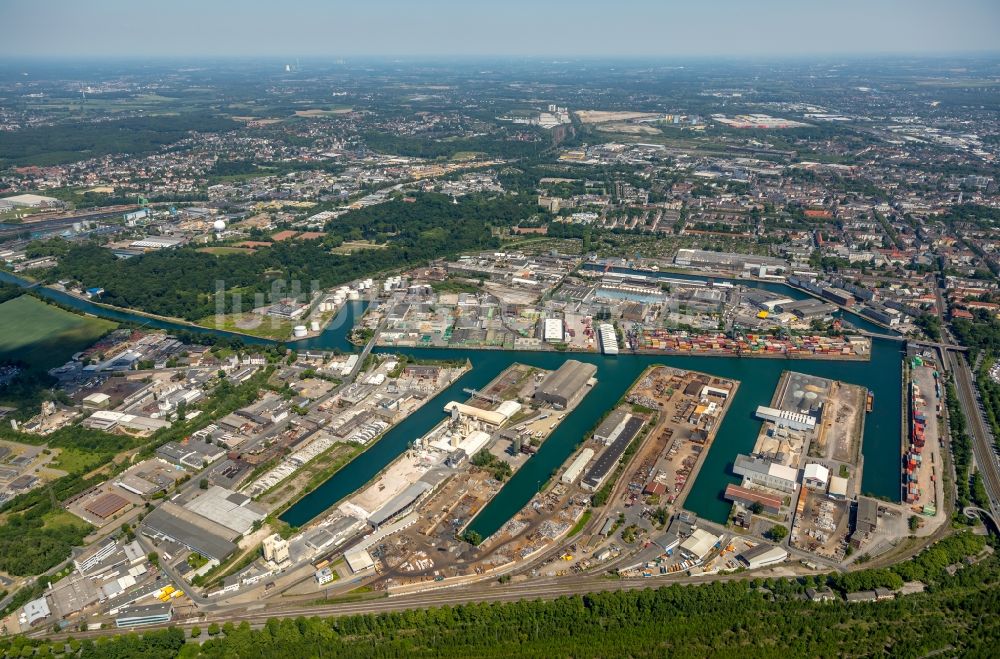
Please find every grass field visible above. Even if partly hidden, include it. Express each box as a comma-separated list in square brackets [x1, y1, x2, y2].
[0, 296, 117, 370]
[330, 240, 389, 254]
[50, 447, 102, 475]
[197, 246, 257, 256]
[197, 312, 293, 340]
[41, 508, 91, 531]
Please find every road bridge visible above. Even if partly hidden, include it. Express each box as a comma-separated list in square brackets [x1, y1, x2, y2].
[854, 330, 967, 352]
[963, 506, 999, 532]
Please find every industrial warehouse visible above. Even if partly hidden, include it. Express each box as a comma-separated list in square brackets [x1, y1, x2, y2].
[276, 361, 604, 592]
[532, 359, 597, 409]
[582, 415, 645, 491]
[140, 486, 266, 561]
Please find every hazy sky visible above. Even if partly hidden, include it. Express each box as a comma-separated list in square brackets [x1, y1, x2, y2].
[2, 0, 998, 58]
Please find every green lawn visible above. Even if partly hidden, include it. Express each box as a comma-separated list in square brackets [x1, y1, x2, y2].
[41, 508, 91, 531]
[50, 447, 102, 475]
[197, 246, 257, 256]
[0, 295, 116, 370]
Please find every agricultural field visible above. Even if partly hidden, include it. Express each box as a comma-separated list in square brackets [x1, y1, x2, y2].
[0, 296, 116, 370]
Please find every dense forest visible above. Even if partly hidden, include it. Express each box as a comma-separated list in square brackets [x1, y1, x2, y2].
[0, 114, 239, 167]
[0, 511, 92, 578]
[3, 533, 995, 658]
[48, 193, 530, 321]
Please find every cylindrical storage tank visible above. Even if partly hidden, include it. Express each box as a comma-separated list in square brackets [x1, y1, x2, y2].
[293, 325, 308, 338]
[310, 321, 320, 332]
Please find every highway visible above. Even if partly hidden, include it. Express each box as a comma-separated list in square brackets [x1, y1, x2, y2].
[949, 351, 1000, 525]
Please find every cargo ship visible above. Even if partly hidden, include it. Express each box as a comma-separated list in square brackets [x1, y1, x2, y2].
[866, 390, 874, 413]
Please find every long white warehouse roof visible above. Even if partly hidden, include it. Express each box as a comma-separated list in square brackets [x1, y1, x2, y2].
[561, 448, 595, 484]
[755, 405, 816, 429]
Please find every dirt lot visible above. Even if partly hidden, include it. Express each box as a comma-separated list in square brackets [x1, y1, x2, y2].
[575, 110, 661, 124]
[483, 282, 539, 305]
[790, 489, 850, 561]
[596, 122, 662, 135]
[808, 379, 865, 464]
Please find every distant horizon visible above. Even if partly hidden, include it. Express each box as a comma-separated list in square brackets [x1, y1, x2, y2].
[1, 52, 999, 66]
[2, 0, 999, 59]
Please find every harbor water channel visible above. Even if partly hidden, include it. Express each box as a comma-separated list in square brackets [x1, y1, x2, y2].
[0, 270, 904, 539]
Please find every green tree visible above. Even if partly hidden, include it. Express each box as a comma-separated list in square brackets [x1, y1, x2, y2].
[766, 525, 788, 542]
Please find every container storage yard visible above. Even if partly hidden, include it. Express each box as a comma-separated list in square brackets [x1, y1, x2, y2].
[904, 351, 945, 524]
[636, 331, 869, 360]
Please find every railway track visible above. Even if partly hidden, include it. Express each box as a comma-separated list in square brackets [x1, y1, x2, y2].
[949, 352, 1000, 524]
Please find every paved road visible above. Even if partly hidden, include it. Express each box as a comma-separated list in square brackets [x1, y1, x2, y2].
[949, 351, 1000, 521]
[136, 535, 212, 607]
[347, 313, 388, 382]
